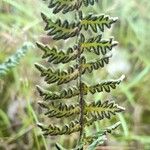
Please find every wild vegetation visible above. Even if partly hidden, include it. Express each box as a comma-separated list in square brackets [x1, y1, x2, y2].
[0, 0, 150, 149]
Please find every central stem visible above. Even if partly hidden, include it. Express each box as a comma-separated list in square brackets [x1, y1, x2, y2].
[78, 47, 84, 140]
[75, 9, 85, 142]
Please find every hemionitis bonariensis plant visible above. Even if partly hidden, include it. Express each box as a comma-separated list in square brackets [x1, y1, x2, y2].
[35, 0, 125, 149]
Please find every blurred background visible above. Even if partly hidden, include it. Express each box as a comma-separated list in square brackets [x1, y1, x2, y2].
[0, 0, 150, 149]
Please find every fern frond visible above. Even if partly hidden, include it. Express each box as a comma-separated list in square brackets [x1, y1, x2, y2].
[85, 100, 125, 119]
[0, 42, 33, 77]
[35, 55, 110, 85]
[36, 85, 80, 100]
[37, 117, 88, 136]
[35, 63, 79, 85]
[85, 122, 121, 148]
[38, 99, 124, 119]
[38, 119, 81, 136]
[88, 75, 125, 94]
[48, 0, 82, 14]
[81, 55, 111, 73]
[41, 13, 78, 40]
[38, 117, 121, 137]
[80, 13, 118, 32]
[79, 34, 118, 55]
[36, 42, 78, 64]
[38, 101, 79, 118]
[37, 0, 125, 146]
[36, 75, 125, 100]
[47, 0, 99, 15]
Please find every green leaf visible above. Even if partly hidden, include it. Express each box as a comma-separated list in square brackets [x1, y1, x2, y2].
[99, 121, 121, 135]
[36, 75, 125, 101]
[81, 55, 111, 73]
[37, 119, 81, 136]
[88, 75, 125, 94]
[85, 100, 125, 120]
[45, 0, 100, 14]
[79, 34, 118, 55]
[41, 13, 78, 40]
[48, 0, 82, 14]
[38, 116, 121, 137]
[86, 122, 121, 149]
[81, 13, 118, 32]
[36, 42, 78, 64]
[38, 117, 89, 136]
[38, 99, 125, 120]
[38, 101, 80, 118]
[35, 63, 79, 85]
[36, 84, 79, 100]
[35, 55, 111, 85]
